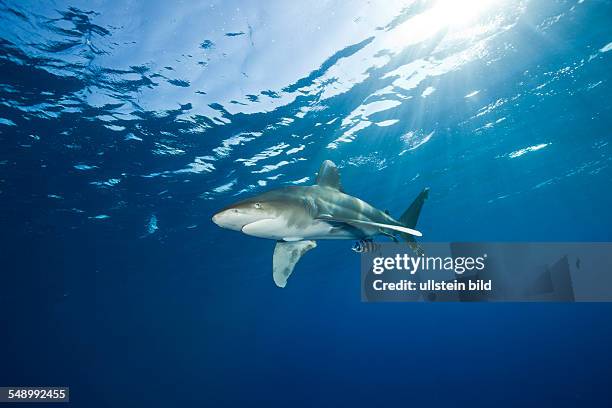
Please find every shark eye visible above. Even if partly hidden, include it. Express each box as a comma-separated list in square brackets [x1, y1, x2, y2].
[254, 202, 262, 209]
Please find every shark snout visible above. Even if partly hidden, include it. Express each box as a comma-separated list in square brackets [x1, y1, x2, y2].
[212, 208, 241, 230]
[211, 212, 222, 225]
[212, 208, 237, 224]
[212, 207, 266, 232]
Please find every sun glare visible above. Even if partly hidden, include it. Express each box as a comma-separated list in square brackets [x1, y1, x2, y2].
[430, 0, 501, 28]
[387, 0, 502, 50]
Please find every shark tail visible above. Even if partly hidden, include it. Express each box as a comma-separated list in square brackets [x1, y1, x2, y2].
[398, 188, 429, 255]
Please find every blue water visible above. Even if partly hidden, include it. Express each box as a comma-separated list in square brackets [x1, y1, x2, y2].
[2, 0, 612, 406]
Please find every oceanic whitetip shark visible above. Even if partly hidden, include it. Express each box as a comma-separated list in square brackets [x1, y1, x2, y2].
[212, 160, 428, 287]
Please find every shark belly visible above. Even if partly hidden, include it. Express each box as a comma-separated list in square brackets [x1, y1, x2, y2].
[242, 218, 335, 241]
[241, 218, 368, 241]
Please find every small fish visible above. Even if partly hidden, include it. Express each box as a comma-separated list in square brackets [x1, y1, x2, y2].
[146, 214, 158, 235]
[351, 239, 380, 253]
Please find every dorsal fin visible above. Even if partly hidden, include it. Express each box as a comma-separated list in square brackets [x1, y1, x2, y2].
[315, 160, 343, 191]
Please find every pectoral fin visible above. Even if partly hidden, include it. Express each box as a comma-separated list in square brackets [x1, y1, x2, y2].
[316, 215, 422, 237]
[273, 240, 317, 288]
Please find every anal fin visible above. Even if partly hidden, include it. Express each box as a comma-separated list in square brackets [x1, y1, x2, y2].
[273, 240, 317, 288]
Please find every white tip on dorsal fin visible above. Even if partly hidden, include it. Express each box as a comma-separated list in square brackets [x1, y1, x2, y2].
[315, 160, 343, 191]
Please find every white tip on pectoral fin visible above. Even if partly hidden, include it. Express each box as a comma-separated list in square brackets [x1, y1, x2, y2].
[316, 215, 422, 237]
[273, 240, 317, 288]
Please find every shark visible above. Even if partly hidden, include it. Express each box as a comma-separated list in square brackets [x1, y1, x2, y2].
[212, 160, 429, 287]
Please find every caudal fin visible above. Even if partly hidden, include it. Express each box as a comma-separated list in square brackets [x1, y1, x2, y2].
[398, 188, 429, 254]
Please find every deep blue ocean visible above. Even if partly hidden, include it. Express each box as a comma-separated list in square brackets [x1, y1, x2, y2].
[2, 0, 612, 406]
